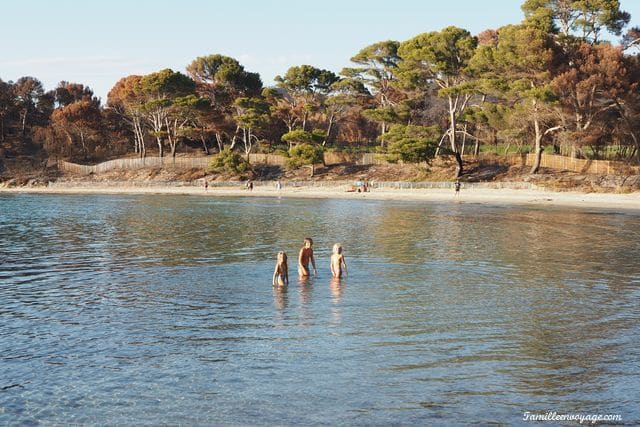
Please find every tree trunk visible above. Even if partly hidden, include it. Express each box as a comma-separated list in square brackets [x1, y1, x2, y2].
[435, 131, 448, 157]
[79, 129, 87, 158]
[200, 133, 209, 155]
[615, 101, 640, 160]
[229, 125, 240, 150]
[448, 100, 463, 177]
[20, 110, 27, 137]
[323, 114, 335, 147]
[454, 152, 463, 178]
[157, 137, 164, 158]
[134, 118, 145, 158]
[461, 124, 467, 156]
[243, 128, 253, 161]
[380, 121, 387, 147]
[530, 136, 543, 174]
[165, 118, 178, 158]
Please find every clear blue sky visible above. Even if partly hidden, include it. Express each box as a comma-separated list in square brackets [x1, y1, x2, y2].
[2, 0, 639, 102]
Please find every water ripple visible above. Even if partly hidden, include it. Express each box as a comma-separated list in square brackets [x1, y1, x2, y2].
[0, 195, 639, 424]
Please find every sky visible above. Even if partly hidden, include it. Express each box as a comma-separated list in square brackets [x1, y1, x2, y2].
[2, 0, 640, 102]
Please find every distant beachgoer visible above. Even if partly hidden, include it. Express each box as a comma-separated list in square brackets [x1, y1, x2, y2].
[204, 179, 208, 191]
[298, 237, 317, 277]
[454, 180, 461, 197]
[246, 181, 254, 191]
[273, 251, 289, 287]
[276, 180, 282, 191]
[330, 243, 348, 279]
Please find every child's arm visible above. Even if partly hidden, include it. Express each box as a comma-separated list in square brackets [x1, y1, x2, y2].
[330, 255, 336, 277]
[298, 248, 304, 268]
[342, 255, 348, 277]
[284, 267, 289, 285]
[311, 250, 317, 275]
[272, 265, 278, 286]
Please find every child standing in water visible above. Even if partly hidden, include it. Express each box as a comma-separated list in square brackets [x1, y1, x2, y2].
[273, 251, 289, 287]
[298, 237, 317, 277]
[330, 243, 348, 278]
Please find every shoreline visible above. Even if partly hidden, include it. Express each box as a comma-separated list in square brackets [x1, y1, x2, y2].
[1, 183, 639, 211]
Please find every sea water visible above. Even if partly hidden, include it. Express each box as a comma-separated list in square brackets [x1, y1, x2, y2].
[1, 194, 639, 425]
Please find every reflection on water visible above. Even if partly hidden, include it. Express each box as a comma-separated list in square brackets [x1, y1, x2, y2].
[1, 194, 639, 425]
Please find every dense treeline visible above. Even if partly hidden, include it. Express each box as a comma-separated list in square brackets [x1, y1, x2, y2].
[1, 0, 639, 177]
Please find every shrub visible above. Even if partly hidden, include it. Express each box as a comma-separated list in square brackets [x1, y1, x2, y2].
[382, 124, 440, 164]
[209, 148, 250, 174]
[287, 143, 324, 176]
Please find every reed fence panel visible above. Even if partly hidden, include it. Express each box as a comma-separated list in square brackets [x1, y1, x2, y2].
[58, 152, 640, 175]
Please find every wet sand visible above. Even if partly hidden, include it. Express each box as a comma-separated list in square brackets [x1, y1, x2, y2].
[2, 182, 639, 211]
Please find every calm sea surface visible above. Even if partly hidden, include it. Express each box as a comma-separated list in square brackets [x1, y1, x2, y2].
[1, 194, 639, 425]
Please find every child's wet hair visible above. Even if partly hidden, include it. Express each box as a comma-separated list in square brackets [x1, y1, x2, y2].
[333, 243, 342, 254]
[277, 251, 287, 263]
[303, 237, 313, 246]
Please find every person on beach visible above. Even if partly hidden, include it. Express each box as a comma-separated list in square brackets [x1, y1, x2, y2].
[454, 180, 461, 197]
[273, 251, 289, 287]
[330, 243, 348, 279]
[298, 237, 317, 277]
[204, 179, 208, 191]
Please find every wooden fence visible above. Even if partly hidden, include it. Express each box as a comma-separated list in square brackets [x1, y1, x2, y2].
[476, 153, 640, 174]
[58, 155, 287, 174]
[58, 152, 640, 175]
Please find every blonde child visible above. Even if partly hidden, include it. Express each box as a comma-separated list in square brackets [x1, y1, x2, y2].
[298, 237, 317, 277]
[273, 251, 289, 287]
[330, 243, 348, 278]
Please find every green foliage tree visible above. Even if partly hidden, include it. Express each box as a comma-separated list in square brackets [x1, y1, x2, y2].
[186, 54, 262, 100]
[521, 0, 630, 44]
[186, 54, 262, 152]
[13, 76, 52, 139]
[383, 124, 440, 164]
[342, 41, 402, 142]
[288, 142, 324, 176]
[281, 128, 324, 148]
[107, 75, 147, 157]
[0, 79, 16, 142]
[165, 94, 210, 157]
[470, 24, 560, 173]
[322, 78, 371, 146]
[398, 26, 477, 177]
[274, 65, 339, 132]
[53, 82, 99, 108]
[139, 69, 196, 157]
[233, 97, 271, 158]
[209, 147, 251, 174]
[463, 102, 511, 155]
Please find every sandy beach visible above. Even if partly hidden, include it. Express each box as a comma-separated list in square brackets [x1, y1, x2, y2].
[1, 182, 639, 211]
